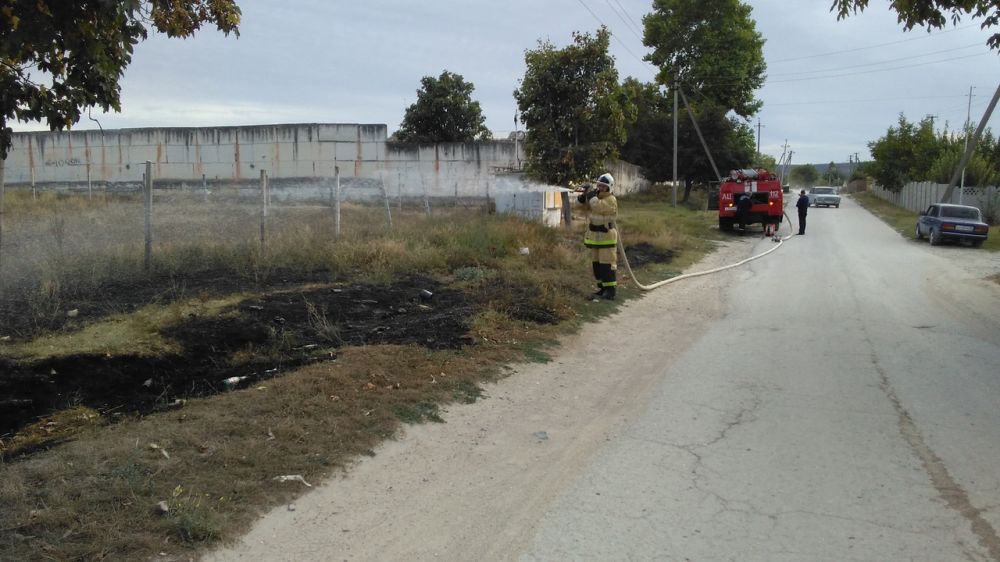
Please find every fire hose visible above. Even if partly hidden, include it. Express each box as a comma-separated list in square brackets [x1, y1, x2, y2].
[617, 211, 796, 291]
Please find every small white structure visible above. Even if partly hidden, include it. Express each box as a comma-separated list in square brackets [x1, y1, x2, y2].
[495, 189, 569, 227]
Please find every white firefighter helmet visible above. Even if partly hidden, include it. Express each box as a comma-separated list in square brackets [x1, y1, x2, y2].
[596, 173, 615, 190]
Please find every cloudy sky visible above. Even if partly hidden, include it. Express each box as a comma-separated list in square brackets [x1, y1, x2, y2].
[12, 0, 1000, 165]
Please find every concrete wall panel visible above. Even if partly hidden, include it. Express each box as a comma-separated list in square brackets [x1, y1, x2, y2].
[5, 123, 646, 208]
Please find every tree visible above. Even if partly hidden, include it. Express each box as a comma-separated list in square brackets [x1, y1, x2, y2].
[620, 78, 755, 189]
[927, 129, 1000, 186]
[825, 161, 844, 185]
[832, 0, 1000, 51]
[755, 153, 778, 170]
[636, 0, 765, 201]
[513, 27, 635, 186]
[619, 79, 674, 182]
[643, 0, 767, 118]
[395, 71, 490, 143]
[790, 164, 820, 188]
[867, 114, 942, 190]
[0, 0, 241, 159]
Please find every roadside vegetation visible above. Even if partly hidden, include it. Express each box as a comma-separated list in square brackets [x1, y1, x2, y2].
[0, 186, 724, 561]
[853, 191, 999, 252]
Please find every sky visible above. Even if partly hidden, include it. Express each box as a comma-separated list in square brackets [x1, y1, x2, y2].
[10, 0, 1000, 165]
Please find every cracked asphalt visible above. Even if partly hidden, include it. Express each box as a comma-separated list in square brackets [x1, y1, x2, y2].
[523, 197, 1000, 561]
[208, 196, 1000, 562]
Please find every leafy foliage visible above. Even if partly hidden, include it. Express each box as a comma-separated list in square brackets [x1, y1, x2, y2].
[927, 130, 1000, 186]
[619, 78, 754, 198]
[824, 161, 844, 185]
[832, 0, 1000, 51]
[867, 114, 946, 190]
[394, 71, 490, 143]
[643, 0, 767, 118]
[790, 164, 820, 188]
[513, 27, 635, 186]
[755, 153, 778, 170]
[0, 0, 241, 158]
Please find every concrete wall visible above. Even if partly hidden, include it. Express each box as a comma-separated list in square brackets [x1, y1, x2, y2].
[3, 123, 647, 201]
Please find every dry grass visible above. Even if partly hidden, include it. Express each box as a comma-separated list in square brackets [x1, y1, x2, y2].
[0, 344, 521, 560]
[0, 185, 721, 560]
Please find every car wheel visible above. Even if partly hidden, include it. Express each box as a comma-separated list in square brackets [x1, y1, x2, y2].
[972, 239, 984, 248]
[835, 204, 839, 208]
[915, 224, 923, 240]
[719, 217, 734, 231]
[929, 228, 942, 246]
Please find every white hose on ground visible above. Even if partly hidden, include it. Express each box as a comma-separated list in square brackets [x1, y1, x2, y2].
[619, 211, 796, 291]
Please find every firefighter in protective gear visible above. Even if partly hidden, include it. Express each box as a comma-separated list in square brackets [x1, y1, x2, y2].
[577, 173, 618, 300]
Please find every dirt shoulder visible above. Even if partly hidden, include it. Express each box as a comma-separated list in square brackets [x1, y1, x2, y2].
[205, 238, 752, 561]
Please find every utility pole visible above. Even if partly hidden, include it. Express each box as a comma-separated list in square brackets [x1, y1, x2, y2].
[672, 79, 678, 207]
[784, 150, 794, 187]
[941, 83, 1000, 203]
[776, 140, 789, 184]
[926, 114, 938, 130]
[959, 86, 975, 204]
[756, 118, 762, 163]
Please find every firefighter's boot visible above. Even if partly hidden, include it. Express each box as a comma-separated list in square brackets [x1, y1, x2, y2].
[591, 262, 605, 296]
[602, 268, 617, 300]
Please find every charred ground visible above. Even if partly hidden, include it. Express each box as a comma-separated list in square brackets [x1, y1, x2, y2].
[1, 242, 672, 455]
[0, 271, 567, 447]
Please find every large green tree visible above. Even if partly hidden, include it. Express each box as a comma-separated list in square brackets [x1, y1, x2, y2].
[513, 27, 635, 186]
[395, 71, 490, 143]
[0, 0, 241, 158]
[867, 114, 942, 190]
[620, 77, 754, 198]
[832, 0, 1000, 50]
[643, 0, 766, 118]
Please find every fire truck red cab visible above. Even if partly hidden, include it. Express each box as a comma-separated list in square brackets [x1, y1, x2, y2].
[718, 168, 783, 234]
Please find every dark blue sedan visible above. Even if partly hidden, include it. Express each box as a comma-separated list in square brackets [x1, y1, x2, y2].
[915, 204, 989, 247]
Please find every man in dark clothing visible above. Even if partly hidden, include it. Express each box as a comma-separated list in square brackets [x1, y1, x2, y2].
[736, 194, 752, 234]
[796, 189, 810, 235]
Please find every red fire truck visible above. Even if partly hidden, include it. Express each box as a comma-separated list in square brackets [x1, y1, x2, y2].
[718, 168, 783, 235]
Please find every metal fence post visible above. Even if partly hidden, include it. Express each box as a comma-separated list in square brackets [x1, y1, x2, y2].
[334, 166, 341, 237]
[259, 169, 268, 246]
[143, 161, 153, 272]
[380, 172, 393, 229]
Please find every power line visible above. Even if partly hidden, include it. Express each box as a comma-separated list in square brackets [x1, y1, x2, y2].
[610, 0, 645, 38]
[574, 0, 649, 66]
[766, 94, 968, 107]
[604, 0, 645, 44]
[769, 22, 980, 64]
[768, 52, 989, 84]
[767, 43, 984, 79]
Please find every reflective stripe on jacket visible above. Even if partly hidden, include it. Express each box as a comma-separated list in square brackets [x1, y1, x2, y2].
[584, 193, 618, 248]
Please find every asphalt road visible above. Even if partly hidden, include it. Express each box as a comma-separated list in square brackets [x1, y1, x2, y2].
[523, 196, 1000, 561]
[208, 195, 1000, 562]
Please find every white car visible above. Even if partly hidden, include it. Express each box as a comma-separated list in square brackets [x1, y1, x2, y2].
[810, 186, 841, 208]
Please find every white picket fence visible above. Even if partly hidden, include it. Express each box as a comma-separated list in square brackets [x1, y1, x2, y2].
[871, 182, 1000, 223]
